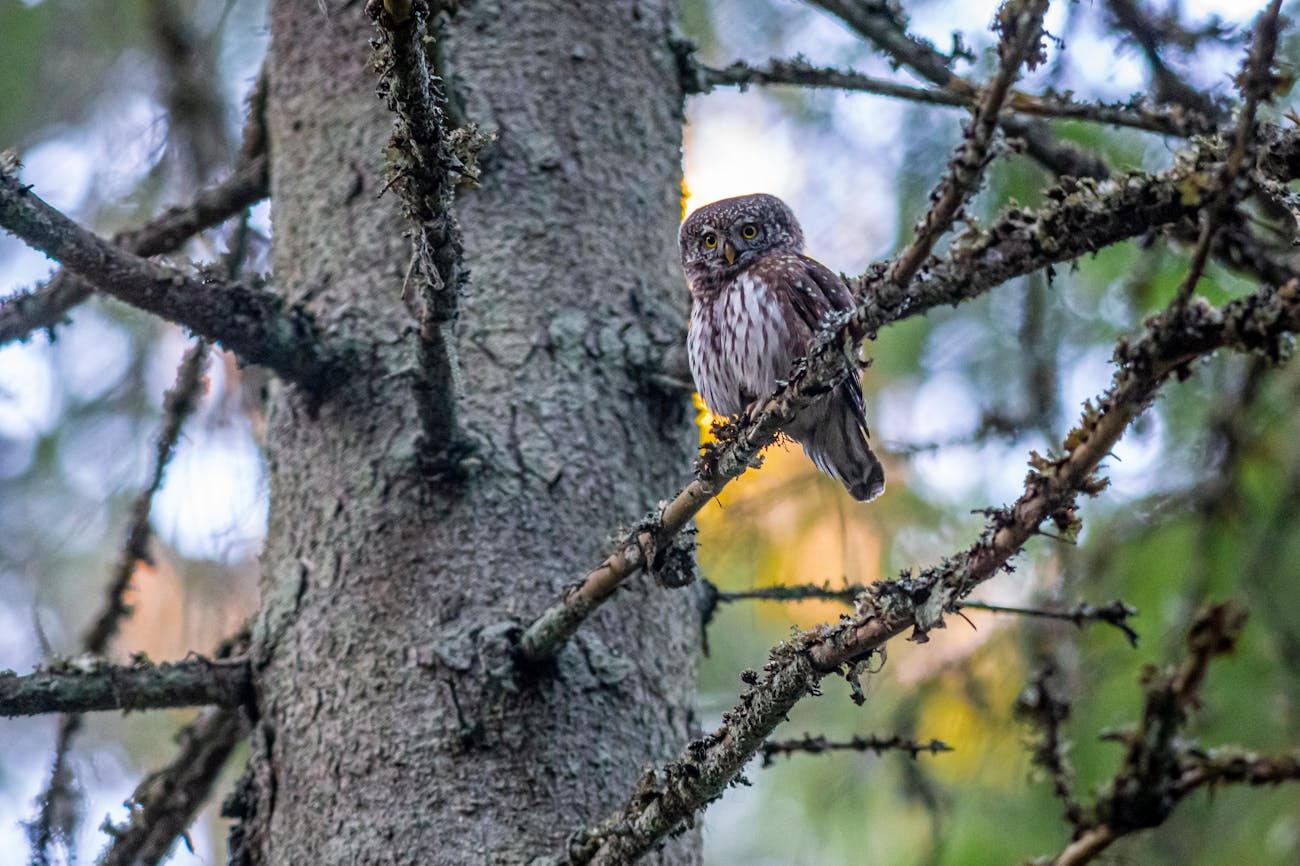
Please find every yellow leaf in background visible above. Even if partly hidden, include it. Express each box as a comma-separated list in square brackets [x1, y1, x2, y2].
[914, 638, 1028, 788]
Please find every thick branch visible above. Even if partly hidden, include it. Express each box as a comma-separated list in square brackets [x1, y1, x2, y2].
[0, 154, 268, 345]
[97, 707, 248, 866]
[0, 658, 251, 717]
[0, 157, 350, 392]
[553, 279, 1300, 865]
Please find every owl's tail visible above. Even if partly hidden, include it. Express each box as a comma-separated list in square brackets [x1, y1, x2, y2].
[794, 384, 886, 503]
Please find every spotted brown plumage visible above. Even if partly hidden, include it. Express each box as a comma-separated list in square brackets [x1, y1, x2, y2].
[680, 193, 885, 502]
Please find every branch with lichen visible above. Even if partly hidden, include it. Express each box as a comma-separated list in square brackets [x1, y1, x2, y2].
[759, 733, 952, 766]
[0, 657, 251, 717]
[0, 155, 351, 393]
[885, 0, 1049, 288]
[548, 275, 1300, 865]
[0, 153, 268, 346]
[1035, 603, 1300, 866]
[369, 0, 486, 466]
[1016, 666, 1085, 831]
[1168, 0, 1280, 313]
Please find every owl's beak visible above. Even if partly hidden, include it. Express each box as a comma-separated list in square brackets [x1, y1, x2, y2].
[722, 240, 737, 265]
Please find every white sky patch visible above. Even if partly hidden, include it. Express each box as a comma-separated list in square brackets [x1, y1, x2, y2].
[0, 341, 59, 438]
[21, 138, 95, 214]
[152, 423, 268, 563]
[58, 309, 133, 403]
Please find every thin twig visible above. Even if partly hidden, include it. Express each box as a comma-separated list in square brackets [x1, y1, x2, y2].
[1038, 603, 1300, 866]
[1015, 666, 1084, 830]
[807, 0, 1138, 182]
[886, 0, 1049, 289]
[1169, 0, 1281, 312]
[96, 706, 248, 866]
[1106, 0, 1228, 123]
[27, 339, 211, 866]
[760, 733, 952, 766]
[962, 600, 1140, 647]
[83, 340, 210, 653]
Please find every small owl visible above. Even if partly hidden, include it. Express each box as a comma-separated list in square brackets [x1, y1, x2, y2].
[680, 193, 885, 502]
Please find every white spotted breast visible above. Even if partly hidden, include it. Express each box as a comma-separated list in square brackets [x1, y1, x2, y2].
[687, 271, 791, 418]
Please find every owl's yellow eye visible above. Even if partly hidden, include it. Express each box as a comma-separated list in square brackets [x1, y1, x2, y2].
[702, 232, 718, 249]
[741, 223, 758, 240]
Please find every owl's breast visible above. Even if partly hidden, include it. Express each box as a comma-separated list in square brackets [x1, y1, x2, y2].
[687, 271, 792, 418]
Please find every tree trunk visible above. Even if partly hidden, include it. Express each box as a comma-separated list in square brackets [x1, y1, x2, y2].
[236, 2, 699, 863]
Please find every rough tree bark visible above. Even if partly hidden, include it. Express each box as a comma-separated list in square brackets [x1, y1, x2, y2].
[235, 2, 700, 864]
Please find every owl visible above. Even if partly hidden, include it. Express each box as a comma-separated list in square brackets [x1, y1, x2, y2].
[680, 193, 885, 502]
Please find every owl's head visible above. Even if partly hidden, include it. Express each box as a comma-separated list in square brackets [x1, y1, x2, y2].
[679, 193, 805, 287]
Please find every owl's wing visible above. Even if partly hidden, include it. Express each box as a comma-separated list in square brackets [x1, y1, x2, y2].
[786, 256, 870, 434]
[791, 255, 855, 325]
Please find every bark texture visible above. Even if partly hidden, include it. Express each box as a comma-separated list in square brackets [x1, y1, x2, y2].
[242, 2, 699, 864]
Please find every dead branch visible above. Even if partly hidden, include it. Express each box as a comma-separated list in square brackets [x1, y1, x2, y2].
[760, 733, 952, 766]
[1038, 603, 1300, 866]
[369, 0, 478, 466]
[0, 153, 268, 345]
[0, 156, 351, 393]
[0, 657, 251, 717]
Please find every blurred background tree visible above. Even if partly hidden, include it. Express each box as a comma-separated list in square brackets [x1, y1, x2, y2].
[1, 1, 1297, 865]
